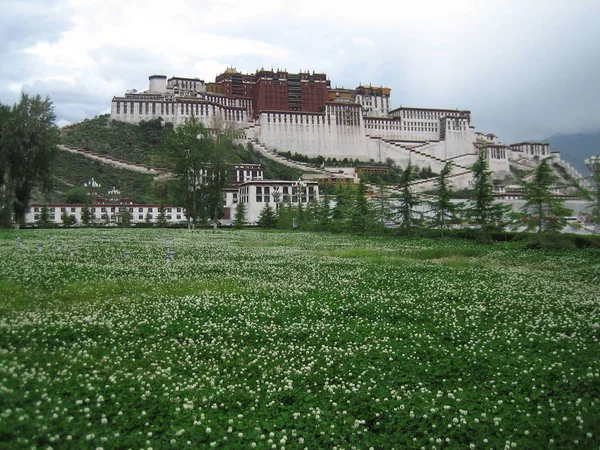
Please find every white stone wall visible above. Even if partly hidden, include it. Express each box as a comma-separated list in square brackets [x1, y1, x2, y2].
[110, 98, 249, 128]
[257, 105, 368, 161]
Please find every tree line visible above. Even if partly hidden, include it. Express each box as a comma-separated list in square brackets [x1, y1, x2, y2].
[243, 151, 596, 239]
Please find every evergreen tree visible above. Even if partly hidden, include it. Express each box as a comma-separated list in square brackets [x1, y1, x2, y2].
[276, 200, 293, 229]
[316, 194, 331, 231]
[37, 203, 52, 228]
[81, 201, 92, 227]
[350, 176, 371, 233]
[332, 183, 354, 232]
[0, 94, 60, 228]
[373, 179, 394, 233]
[584, 156, 600, 231]
[61, 210, 74, 227]
[396, 164, 420, 235]
[119, 209, 132, 227]
[157, 204, 168, 228]
[522, 158, 572, 233]
[429, 162, 462, 234]
[257, 203, 276, 228]
[467, 149, 509, 234]
[234, 202, 246, 229]
[304, 199, 320, 230]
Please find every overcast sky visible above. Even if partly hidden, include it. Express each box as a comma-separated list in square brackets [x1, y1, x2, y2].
[2, 0, 599, 144]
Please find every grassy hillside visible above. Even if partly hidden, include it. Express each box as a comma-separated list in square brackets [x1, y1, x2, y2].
[61, 115, 172, 167]
[53, 116, 307, 203]
[60, 115, 306, 179]
[47, 150, 158, 204]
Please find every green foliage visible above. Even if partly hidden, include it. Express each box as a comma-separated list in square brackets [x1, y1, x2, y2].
[234, 202, 246, 228]
[584, 157, 600, 228]
[467, 149, 509, 233]
[65, 186, 89, 204]
[0, 93, 60, 227]
[257, 203, 277, 228]
[36, 203, 53, 228]
[395, 165, 420, 235]
[49, 150, 156, 204]
[156, 204, 168, 228]
[61, 115, 174, 166]
[522, 158, 573, 233]
[372, 180, 394, 233]
[429, 162, 463, 233]
[350, 177, 372, 233]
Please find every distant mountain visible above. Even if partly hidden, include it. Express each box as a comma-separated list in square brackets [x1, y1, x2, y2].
[545, 131, 600, 176]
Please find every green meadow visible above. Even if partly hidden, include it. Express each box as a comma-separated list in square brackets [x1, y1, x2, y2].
[1, 229, 598, 449]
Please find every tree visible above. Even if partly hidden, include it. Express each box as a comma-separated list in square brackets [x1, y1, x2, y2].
[167, 116, 214, 229]
[373, 179, 394, 233]
[350, 176, 371, 233]
[65, 187, 89, 204]
[584, 156, 600, 231]
[81, 201, 92, 227]
[522, 158, 572, 233]
[467, 149, 509, 234]
[119, 209, 132, 227]
[234, 202, 246, 229]
[396, 164, 420, 235]
[61, 210, 74, 227]
[257, 203, 277, 228]
[332, 183, 354, 232]
[429, 162, 462, 234]
[0, 94, 60, 227]
[316, 194, 331, 231]
[157, 204, 168, 228]
[36, 203, 52, 228]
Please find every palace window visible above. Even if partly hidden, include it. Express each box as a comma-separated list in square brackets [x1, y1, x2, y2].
[116, 102, 120, 114]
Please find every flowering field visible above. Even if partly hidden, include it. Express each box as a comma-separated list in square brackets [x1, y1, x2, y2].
[0, 229, 599, 449]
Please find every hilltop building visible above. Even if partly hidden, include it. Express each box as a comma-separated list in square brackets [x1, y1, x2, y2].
[110, 70, 581, 192]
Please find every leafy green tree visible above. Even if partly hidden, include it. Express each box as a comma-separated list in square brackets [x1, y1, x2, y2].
[467, 149, 509, 233]
[522, 158, 572, 233]
[304, 199, 320, 230]
[234, 202, 246, 229]
[350, 176, 371, 233]
[65, 187, 89, 204]
[396, 164, 420, 235]
[0, 94, 60, 228]
[167, 116, 213, 229]
[429, 162, 462, 233]
[257, 203, 276, 228]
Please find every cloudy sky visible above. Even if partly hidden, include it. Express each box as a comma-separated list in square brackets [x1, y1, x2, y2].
[2, 0, 599, 144]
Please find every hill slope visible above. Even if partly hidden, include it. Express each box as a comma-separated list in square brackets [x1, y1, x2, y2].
[54, 116, 306, 202]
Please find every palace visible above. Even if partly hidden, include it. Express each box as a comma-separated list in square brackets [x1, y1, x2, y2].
[110, 69, 577, 192]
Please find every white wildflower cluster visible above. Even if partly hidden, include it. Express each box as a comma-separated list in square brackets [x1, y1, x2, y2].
[0, 229, 598, 448]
